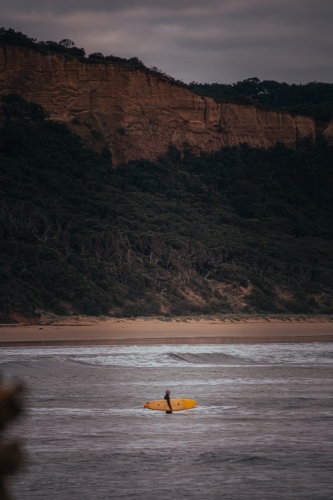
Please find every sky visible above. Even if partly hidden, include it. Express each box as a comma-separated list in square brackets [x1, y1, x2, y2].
[2, 0, 333, 85]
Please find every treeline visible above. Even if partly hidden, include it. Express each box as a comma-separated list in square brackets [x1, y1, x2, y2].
[1, 95, 333, 319]
[0, 28, 185, 88]
[0, 27, 86, 57]
[0, 28, 333, 118]
[3, 28, 333, 116]
[187, 77, 333, 119]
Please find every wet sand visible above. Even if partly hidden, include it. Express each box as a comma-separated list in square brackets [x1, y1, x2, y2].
[1, 317, 333, 346]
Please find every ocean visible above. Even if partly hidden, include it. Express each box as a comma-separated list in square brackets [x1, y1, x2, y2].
[1, 342, 333, 499]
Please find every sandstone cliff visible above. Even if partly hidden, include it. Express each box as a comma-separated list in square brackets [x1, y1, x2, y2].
[0, 43, 319, 164]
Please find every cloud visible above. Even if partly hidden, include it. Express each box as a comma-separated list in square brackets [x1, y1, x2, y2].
[2, 0, 333, 83]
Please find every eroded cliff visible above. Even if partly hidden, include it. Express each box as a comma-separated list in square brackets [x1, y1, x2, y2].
[0, 43, 318, 164]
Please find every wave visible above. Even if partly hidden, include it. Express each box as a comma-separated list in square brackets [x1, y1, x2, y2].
[68, 351, 253, 368]
[1, 343, 333, 368]
[167, 352, 250, 365]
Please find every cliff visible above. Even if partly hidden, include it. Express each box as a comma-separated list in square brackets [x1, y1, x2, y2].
[0, 43, 319, 164]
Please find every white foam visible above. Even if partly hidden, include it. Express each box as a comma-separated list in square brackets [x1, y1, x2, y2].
[1, 342, 333, 367]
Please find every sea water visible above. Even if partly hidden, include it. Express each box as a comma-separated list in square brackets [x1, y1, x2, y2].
[1, 343, 333, 499]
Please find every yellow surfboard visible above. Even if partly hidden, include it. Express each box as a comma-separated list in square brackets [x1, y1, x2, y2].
[144, 398, 197, 412]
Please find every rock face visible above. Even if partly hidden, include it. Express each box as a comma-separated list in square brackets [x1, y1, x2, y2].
[0, 43, 320, 164]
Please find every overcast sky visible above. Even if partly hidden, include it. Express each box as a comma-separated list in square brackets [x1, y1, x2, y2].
[2, 0, 333, 84]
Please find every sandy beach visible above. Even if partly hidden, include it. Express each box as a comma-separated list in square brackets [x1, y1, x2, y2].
[1, 316, 333, 346]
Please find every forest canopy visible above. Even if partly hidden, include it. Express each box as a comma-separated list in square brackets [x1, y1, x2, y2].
[1, 95, 333, 320]
[187, 78, 333, 120]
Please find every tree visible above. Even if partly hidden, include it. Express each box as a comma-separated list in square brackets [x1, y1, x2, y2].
[88, 52, 104, 59]
[59, 39, 75, 48]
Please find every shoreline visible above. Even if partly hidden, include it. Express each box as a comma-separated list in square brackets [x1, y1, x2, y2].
[1, 315, 333, 347]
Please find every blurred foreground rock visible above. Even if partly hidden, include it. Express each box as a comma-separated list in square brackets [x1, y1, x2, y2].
[0, 381, 24, 500]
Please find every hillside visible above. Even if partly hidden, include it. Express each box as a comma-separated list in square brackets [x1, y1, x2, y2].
[0, 29, 323, 166]
[1, 96, 333, 321]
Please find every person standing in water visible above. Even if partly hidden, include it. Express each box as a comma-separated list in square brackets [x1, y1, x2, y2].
[164, 389, 173, 414]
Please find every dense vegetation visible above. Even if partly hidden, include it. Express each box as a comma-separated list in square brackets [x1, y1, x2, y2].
[1, 95, 333, 319]
[187, 78, 333, 120]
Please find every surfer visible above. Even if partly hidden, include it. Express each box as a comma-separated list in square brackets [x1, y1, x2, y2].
[164, 389, 173, 414]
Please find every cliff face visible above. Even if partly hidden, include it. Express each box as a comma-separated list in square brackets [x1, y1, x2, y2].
[0, 43, 318, 164]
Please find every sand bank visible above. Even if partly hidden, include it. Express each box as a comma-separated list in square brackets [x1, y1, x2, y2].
[0, 316, 333, 346]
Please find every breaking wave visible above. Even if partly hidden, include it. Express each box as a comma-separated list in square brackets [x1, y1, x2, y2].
[1, 343, 333, 368]
[167, 352, 250, 365]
